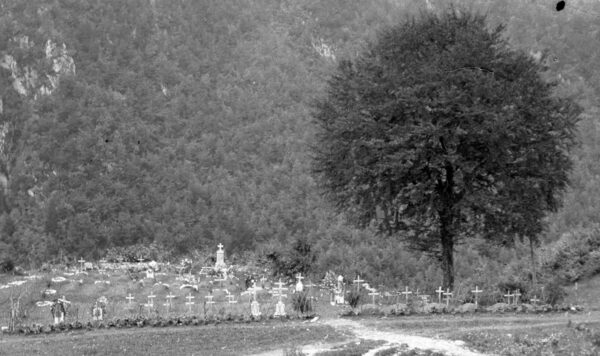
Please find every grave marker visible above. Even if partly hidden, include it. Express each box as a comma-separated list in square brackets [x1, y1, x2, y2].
[504, 290, 513, 304]
[401, 287, 412, 303]
[436, 286, 444, 304]
[471, 286, 483, 307]
[368, 290, 380, 304]
[273, 279, 288, 317]
[353, 276, 364, 291]
[164, 294, 175, 310]
[443, 289, 453, 306]
[185, 293, 195, 313]
[530, 295, 540, 304]
[227, 294, 237, 304]
[513, 289, 521, 305]
[126, 294, 135, 305]
[295, 273, 304, 293]
[146, 294, 156, 307]
[78, 258, 86, 272]
[215, 243, 226, 270]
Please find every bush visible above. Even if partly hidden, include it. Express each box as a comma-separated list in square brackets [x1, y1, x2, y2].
[347, 289, 361, 309]
[291, 292, 313, 315]
[544, 278, 567, 305]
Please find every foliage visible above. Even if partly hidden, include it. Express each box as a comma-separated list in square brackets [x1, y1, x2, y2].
[312, 7, 581, 289]
[104, 242, 174, 263]
[542, 225, 600, 283]
[291, 291, 313, 315]
[267, 238, 318, 279]
[347, 289, 361, 309]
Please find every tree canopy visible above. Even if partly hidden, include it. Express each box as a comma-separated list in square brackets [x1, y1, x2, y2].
[312, 8, 581, 289]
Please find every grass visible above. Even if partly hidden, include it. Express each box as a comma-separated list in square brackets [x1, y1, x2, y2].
[0, 322, 346, 356]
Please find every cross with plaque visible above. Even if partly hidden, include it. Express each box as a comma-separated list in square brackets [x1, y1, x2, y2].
[401, 286, 412, 303]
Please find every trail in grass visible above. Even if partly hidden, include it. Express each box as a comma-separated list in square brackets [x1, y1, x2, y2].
[315, 318, 491, 356]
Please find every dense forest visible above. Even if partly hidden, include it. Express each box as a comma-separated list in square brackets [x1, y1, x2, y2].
[1, 0, 599, 289]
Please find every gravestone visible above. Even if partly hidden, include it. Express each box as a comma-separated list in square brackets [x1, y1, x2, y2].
[273, 279, 288, 317]
[215, 243, 226, 270]
[51, 297, 70, 325]
[227, 293, 237, 304]
[146, 269, 155, 279]
[249, 285, 261, 317]
[295, 273, 304, 293]
[146, 294, 156, 308]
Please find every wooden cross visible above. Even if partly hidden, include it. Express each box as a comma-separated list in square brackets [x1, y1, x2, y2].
[401, 286, 412, 303]
[147, 294, 156, 307]
[530, 295, 540, 304]
[296, 273, 305, 283]
[227, 294, 237, 304]
[185, 293, 195, 312]
[126, 293, 135, 304]
[205, 295, 215, 305]
[353, 276, 364, 291]
[369, 290, 380, 304]
[443, 288, 453, 306]
[513, 289, 521, 305]
[436, 286, 444, 304]
[274, 279, 288, 302]
[78, 258, 86, 271]
[165, 294, 175, 308]
[471, 286, 483, 306]
[504, 290, 513, 304]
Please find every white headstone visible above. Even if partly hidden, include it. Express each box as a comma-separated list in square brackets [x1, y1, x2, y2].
[215, 243, 226, 270]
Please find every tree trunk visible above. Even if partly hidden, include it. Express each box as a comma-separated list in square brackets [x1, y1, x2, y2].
[530, 236, 537, 287]
[440, 228, 454, 290]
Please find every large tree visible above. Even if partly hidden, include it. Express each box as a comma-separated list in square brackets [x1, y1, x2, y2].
[312, 9, 581, 289]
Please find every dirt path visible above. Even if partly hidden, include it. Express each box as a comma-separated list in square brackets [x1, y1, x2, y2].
[252, 317, 491, 356]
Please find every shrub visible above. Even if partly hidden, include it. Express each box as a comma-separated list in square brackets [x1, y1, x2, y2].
[347, 289, 361, 309]
[291, 292, 312, 315]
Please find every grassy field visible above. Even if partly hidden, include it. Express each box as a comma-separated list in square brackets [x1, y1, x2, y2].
[0, 322, 348, 356]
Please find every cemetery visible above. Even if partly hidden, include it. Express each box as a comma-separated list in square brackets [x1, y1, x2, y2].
[1, 243, 598, 355]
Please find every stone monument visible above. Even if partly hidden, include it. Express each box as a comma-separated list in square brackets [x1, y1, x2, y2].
[214, 243, 226, 271]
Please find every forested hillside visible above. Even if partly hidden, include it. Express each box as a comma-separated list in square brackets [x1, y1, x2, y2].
[1, 0, 599, 287]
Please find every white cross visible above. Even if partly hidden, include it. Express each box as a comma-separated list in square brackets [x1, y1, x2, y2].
[126, 294, 135, 304]
[274, 279, 288, 301]
[443, 288, 453, 306]
[513, 289, 521, 305]
[353, 276, 364, 291]
[78, 258, 86, 271]
[147, 294, 156, 307]
[436, 286, 444, 304]
[205, 295, 215, 306]
[504, 290, 513, 304]
[530, 295, 540, 304]
[369, 290, 380, 304]
[227, 294, 237, 304]
[165, 294, 175, 307]
[217, 243, 223, 251]
[296, 273, 304, 283]
[185, 293, 195, 312]
[471, 286, 483, 306]
[401, 286, 412, 302]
